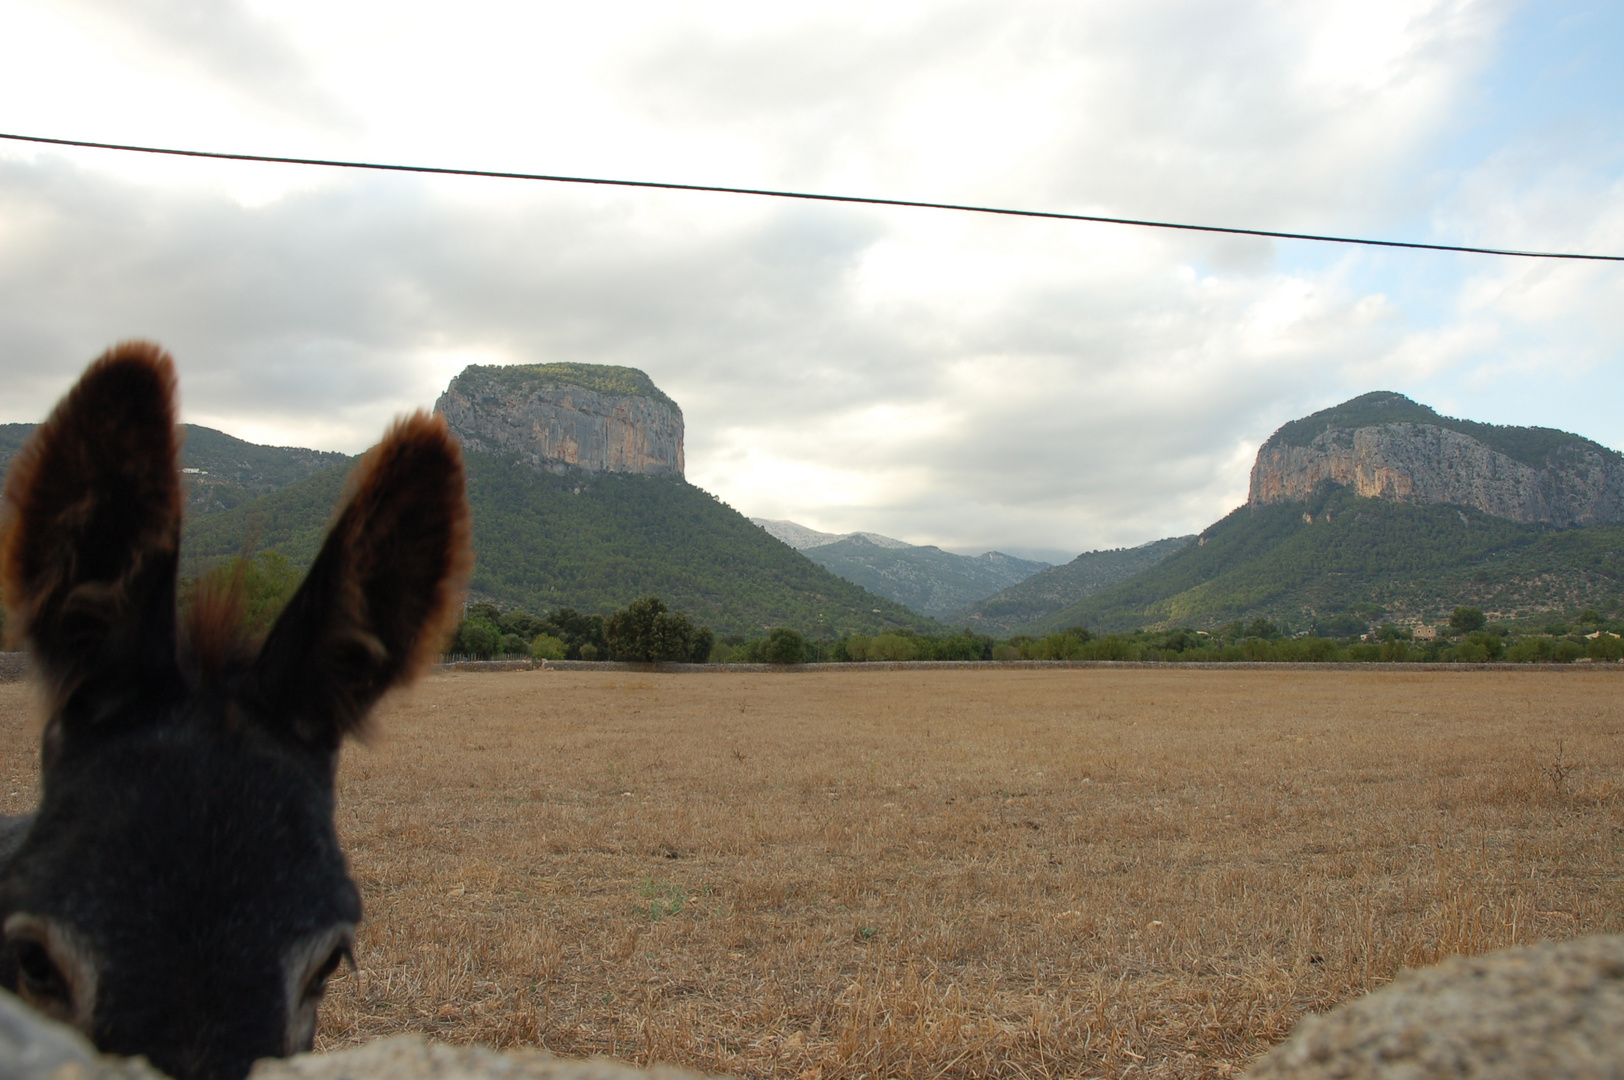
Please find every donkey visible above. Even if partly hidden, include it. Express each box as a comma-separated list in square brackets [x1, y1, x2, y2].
[0, 342, 470, 1080]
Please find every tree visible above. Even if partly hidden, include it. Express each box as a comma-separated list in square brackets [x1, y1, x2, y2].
[762, 627, 806, 664]
[689, 625, 715, 664]
[455, 618, 500, 657]
[1245, 617, 1280, 639]
[605, 596, 701, 662]
[1450, 606, 1486, 633]
[542, 607, 607, 660]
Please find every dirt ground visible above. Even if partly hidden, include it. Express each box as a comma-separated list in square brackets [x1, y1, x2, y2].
[1, 667, 1620, 1079]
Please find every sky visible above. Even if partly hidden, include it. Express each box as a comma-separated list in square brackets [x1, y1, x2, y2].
[0, 0, 1620, 564]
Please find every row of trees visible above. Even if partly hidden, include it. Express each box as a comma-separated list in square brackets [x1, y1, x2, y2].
[450, 596, 712, 663]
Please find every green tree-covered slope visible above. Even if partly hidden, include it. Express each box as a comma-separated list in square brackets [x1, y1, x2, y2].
[183, 448, 937, 637]
[1025, 484, 1624, 635]
[2, 422, 351, 517]
[798, 536, 1049, 616]
[952, 536, 1193, 634]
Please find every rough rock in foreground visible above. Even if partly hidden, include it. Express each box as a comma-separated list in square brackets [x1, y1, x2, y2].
[249, 1038, 711, 1080]
[0, 988, 714, 1080]
[1245, 934, 1624, 1079]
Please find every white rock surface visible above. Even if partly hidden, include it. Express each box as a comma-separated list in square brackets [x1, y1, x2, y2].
[1249, 423, 1624, 526]
[1245, 934, 1624, 1079]
[251, 1037, 712, 1080]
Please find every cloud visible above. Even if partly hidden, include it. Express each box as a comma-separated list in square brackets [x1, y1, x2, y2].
[0, 0, 1616, 560]
[46, 0, 356, 133]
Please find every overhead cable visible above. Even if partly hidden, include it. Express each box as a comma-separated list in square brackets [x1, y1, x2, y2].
[1, 131, 1619, 262]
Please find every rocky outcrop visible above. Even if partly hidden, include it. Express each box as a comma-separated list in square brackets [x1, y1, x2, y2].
[0, 989, 717, 1080]
[1245, 934, 1624, 1079]
[436, 365, 683, 478]
[1249, 422, 1624, 526]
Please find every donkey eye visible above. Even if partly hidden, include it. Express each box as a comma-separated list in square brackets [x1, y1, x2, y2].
[302, 943, 350, 1002]
[11, 937, 70, 1004]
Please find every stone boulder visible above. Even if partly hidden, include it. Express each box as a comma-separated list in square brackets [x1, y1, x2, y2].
[1245, 934, 1624, 1079]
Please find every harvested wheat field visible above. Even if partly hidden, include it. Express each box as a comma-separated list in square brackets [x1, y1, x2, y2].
[1, 667, 1621, 1079]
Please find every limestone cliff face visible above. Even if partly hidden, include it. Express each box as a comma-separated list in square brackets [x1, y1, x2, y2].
[1249, 421, 1624, 526]
[435, 363, 683, 477]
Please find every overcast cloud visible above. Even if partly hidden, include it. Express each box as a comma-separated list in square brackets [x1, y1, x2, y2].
[0, 0, 1619, 561]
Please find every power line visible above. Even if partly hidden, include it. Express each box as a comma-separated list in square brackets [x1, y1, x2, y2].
[2, 130, 1619, 262]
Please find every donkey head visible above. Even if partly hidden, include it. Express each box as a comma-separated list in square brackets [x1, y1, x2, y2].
[0, 343, 469, 1080]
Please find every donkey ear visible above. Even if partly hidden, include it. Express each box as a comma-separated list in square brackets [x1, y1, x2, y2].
[0, 343, 184, 725]
[249, 412, 470, 750]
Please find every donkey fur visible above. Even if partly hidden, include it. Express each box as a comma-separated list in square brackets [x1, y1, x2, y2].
[0, 343, 470, 1080]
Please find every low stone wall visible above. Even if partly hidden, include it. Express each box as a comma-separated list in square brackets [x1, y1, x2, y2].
[7, 935, 1623, 1079]
[518, 658, 1623, 674]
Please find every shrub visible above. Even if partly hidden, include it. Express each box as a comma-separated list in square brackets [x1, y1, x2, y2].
[530, 633, 567, 660]
[1021, 631, 1091, 660]
[1507, 637, 1552, 663]
[1587, 634, 1623, 661]
[865, 632, 917, 662]
[762, 627, 806, 664]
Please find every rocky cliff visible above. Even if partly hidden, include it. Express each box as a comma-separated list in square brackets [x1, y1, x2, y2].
[436, 363, 683, 477]
[1248, 392, 1624, 526]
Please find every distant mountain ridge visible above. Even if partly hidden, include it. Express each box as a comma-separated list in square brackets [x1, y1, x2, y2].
[952, 537, 1194, 635]
[750, 518, 1051, 616]
[797, 535, 1050, 617]
[751, 518, 913, 550]
[1251, 391, 1624, 526]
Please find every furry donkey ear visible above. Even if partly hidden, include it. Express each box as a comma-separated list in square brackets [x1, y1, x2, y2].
[0, 343, 184, 726]
[250, 412, 470, 750]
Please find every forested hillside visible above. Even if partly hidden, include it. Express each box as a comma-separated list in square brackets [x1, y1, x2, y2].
[953, 536, 1192, 634]
[798, 535, 1047, 616]
[182, 447, 937, 637]
[2, 422, 352, 518]
[1028, 485, 1624, 635]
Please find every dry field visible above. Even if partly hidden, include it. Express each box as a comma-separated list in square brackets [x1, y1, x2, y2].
[1, 667, 1621, 1079]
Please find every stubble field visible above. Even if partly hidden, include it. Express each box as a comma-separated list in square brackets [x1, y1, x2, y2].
[0, 667, 1620, 1079]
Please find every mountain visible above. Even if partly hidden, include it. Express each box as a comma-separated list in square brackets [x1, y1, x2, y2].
[751, 518, 915, 550]
[1033, 394, 1624, 635]
[951, 536, 1194, 635]
[437, 362, 684, 476]
[184, 365, 938, 638]
[1251, 391, 1624, 526]
[1, 422, 351, 518]
[791, 535, 1050, 617]
[749, 518, 1050, 616]
[1027, 488, 1624, 635]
